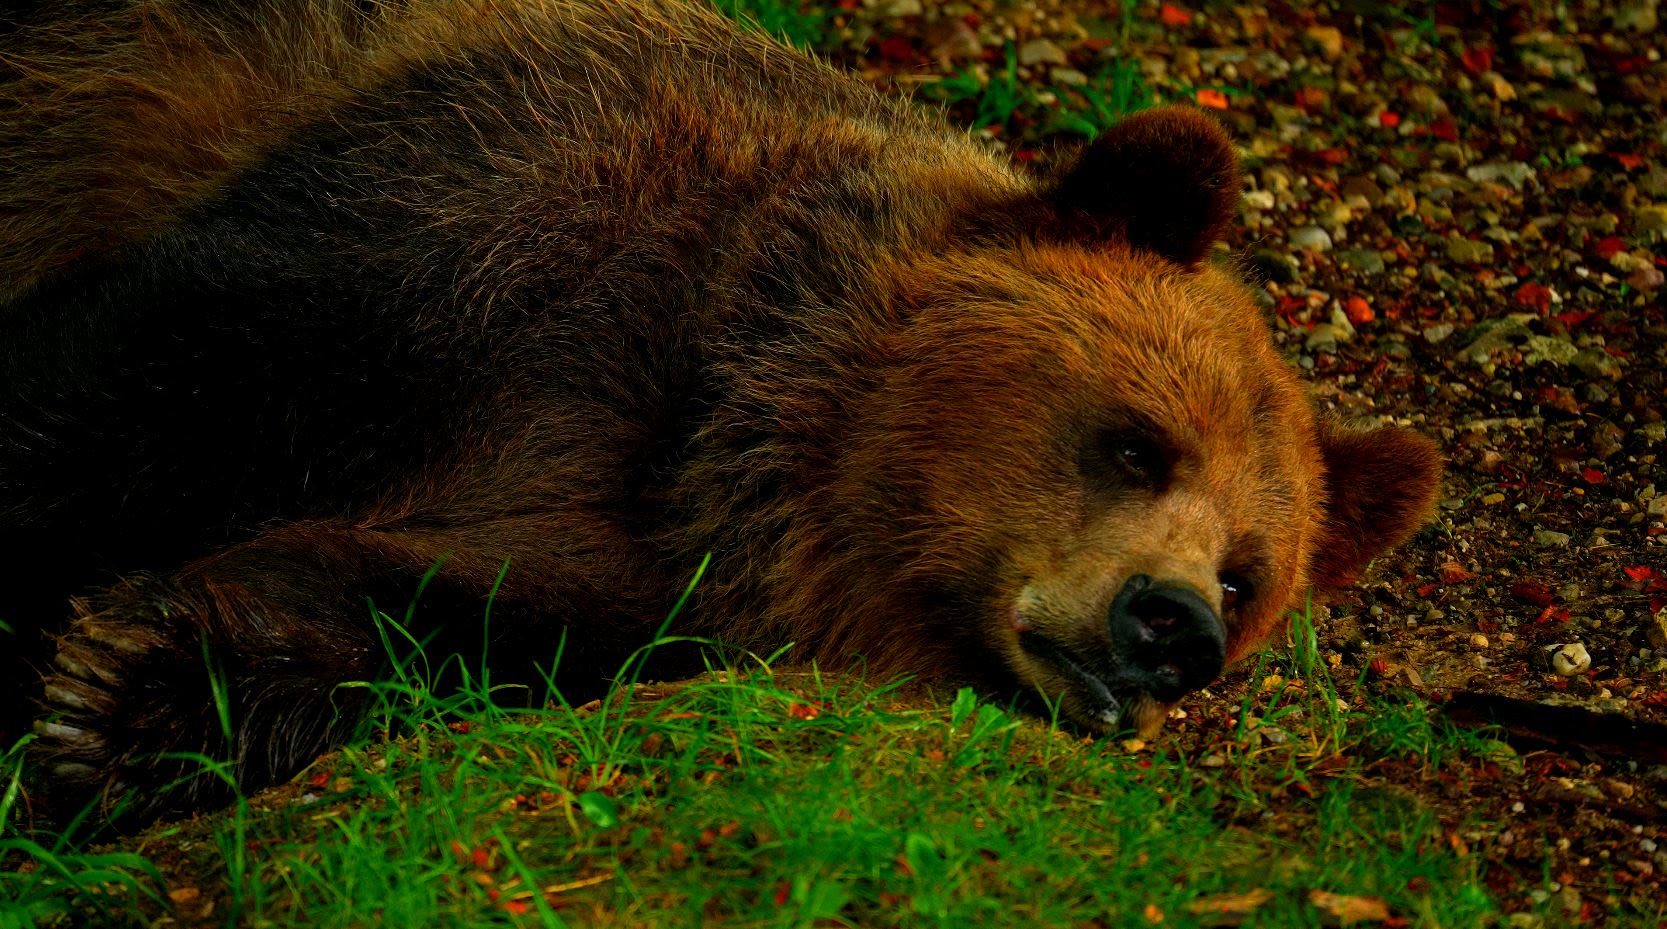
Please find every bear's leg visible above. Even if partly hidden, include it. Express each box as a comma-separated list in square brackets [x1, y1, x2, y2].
[33, 520, 529, 823]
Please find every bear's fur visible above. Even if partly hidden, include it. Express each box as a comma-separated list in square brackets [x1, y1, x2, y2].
[0, 0, 1441, 823]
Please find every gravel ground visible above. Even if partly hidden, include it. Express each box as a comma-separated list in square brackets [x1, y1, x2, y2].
[812, 0, 1666, 920]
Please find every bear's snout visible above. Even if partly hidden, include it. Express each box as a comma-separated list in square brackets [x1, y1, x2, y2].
[1107, 574, 1227, 702]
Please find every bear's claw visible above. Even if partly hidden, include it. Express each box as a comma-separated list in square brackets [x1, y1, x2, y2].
[33, 582, 227, 823]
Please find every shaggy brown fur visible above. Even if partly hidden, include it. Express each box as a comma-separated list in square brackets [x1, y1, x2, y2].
[1, 0, 1440, 824]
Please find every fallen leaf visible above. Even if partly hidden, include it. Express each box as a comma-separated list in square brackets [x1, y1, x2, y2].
[168, 886, 201, 904]
[1195, 88, 1229, 109]
[1294, 86, 1329, 110]
[1514, 283, 1553, 312]
[1159, 4, 1191, 27]
[1460, 46, 1493, 74]
[1532, 604, 1571, 625]
[876, 35, 915, 63]
[1345, 296, 1374, 324]
[1594, 236, 1627, 261]
[1440, 562, 1477, 584]
[1308, 889, 1391, 925]
[1509, 580, 1554, 607]
[1186, 880, 1273, 920]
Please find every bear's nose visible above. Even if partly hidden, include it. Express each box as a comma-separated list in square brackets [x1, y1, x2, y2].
[1108, 573, 1227, 701]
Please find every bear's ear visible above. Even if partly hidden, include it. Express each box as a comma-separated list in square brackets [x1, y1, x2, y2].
[1309, 419, 1443, 592]
[1044, 106, 1241, 268]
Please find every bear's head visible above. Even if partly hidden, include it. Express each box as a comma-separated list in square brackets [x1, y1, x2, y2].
[839, 107, 1441, 735]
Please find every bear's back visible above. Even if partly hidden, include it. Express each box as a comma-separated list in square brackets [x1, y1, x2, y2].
[1, 0, 1004, 304]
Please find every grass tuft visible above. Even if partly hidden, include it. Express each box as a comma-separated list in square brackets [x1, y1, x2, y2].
[4, 612, 1511, 927]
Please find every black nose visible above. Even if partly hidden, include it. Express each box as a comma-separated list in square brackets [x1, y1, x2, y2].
[1108, 574, 1227, 701]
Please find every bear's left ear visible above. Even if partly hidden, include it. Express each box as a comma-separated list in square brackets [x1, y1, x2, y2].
[1044, 106, 1241, 268]
[1309, 419, 1443, 592]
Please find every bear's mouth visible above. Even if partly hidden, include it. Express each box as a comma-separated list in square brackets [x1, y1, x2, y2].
[1018, 632, 1137, 732]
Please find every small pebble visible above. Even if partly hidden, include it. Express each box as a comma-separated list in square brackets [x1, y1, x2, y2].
[1645, 610, 1667, 651]
[1289, 226, 1333, 251]
[1336, 248, 1386, 274]
[1446, 237, 1495, 264]
[1550, 642, 1591, 676]
[1016, 38, 1067, 67]
[1534, 529, 1572, 547]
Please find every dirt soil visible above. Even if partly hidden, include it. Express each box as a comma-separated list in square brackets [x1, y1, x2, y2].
[817, 0, 1666, 922]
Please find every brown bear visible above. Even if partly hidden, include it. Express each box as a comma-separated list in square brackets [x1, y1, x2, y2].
[0, 0, 1440, 823]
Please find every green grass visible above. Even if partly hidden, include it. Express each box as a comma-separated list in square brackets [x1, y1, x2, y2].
[3, 605, 1522, 929]
[709, 0, 827, 50]
[923, 48, 1158, 140]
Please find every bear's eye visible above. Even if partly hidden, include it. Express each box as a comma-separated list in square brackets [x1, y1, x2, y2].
[1079, 425, 1174, 496]
[1100, 432, 1169, 488]
[1218, 573, 1254, 611]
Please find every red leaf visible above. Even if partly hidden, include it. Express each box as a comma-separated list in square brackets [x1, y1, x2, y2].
[876, 35, 916, 63]
[1195, 88, 1229, 110]
[1461, 46, 1493, 74]
[1623, 565, 1657, 581]
[1416, 582, 1440, 598]
[1532, 605, 1570, 625]
[774, 883, 791, 906]
[1378, 110, 1401, 128]
[1440, 562, 1477, 584]
[1510, 580, 1554, 607]
[1159, 4, 1191, 27]
[1513, 283, 1553, 312]
[1612, 152, 1645, 170]
[1550, 310, 1595, 328]
[1276, 295, 1313, 330]
[1345, 296, 1375, 324]
[1294, 87, 1329, 110]
[1427, 118, 1459, 142]
[1594, 236, 1627, 261]
[1315, 146, 1348, 166]
[1581, 468, 1605, 484]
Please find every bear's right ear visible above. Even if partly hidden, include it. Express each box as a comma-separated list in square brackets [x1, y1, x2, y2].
[1042, 106, 1241, 268]
[1309, 419, 1443, 593]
